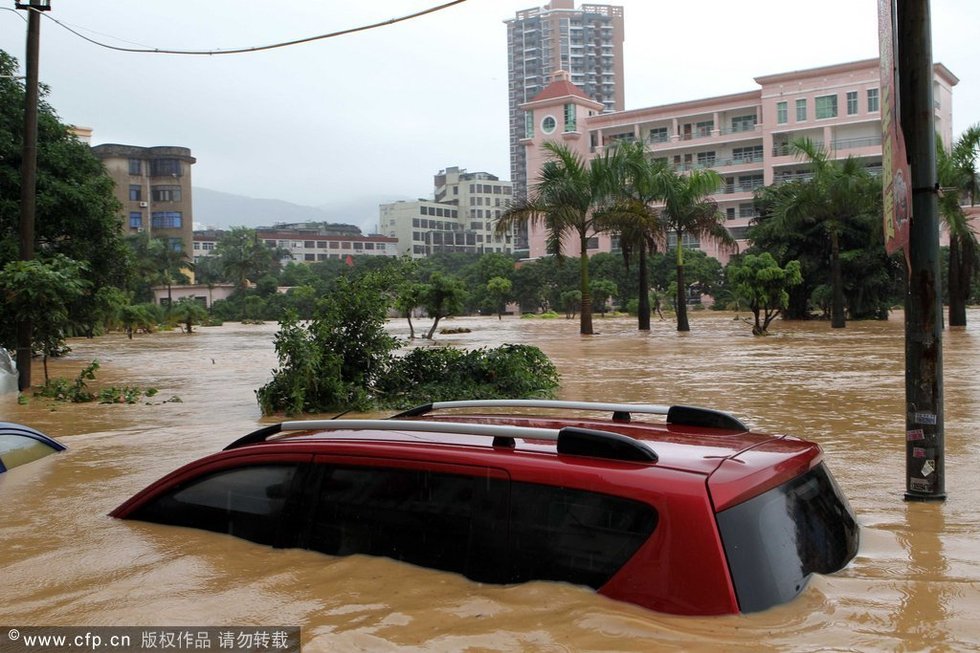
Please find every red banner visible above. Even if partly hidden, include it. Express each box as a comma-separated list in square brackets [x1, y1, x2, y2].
[879, 0, 912, 256]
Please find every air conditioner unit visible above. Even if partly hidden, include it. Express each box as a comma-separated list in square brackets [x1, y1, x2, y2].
[139, 201, 148, 208]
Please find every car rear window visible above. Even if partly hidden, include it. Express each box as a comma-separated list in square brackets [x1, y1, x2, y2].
[716, 462, 859, 612]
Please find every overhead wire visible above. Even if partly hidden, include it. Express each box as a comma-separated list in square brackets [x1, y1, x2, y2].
[9, 0, 469, 56]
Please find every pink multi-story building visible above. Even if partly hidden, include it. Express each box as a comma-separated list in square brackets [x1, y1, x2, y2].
[519, 59, 959, 263]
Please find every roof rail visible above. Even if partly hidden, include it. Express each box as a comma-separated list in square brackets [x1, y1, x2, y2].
[223, 419, 657, 463]
[391, 400, 748, 431]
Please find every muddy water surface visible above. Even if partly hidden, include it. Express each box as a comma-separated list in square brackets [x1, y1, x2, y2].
[2, 312, 979, 652]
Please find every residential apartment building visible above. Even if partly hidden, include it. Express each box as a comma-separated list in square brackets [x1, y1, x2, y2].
[193, 224, 398, 264]
[380, 166, 517, 258]
[91, 144, 196, 256]
[519, 59, 959, 263]
[505, 1, 625, 203]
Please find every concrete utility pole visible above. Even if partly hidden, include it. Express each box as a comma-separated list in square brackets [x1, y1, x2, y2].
[897, 0, 945, 501]
[14, 0, 50, 392]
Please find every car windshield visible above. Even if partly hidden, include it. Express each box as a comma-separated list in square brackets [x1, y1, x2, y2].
[715, 462, 859, 612]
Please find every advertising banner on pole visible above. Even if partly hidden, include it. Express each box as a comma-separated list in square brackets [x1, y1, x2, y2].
[879, 0, 912, 256]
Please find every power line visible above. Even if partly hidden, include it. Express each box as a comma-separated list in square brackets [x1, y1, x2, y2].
[24, 0, 469, 56]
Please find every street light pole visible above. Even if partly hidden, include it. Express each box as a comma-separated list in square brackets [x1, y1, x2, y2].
[14, 0, 50, 392]
[897, 0, 945, 501]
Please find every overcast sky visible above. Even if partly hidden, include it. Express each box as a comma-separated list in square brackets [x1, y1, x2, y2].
[2, 0, 979, 229]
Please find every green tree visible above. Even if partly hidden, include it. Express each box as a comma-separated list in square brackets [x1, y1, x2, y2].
[486, 276, 513, 319]
[598, 141, 666, 330]
[1, 50, 131, 348]
[659, 167, 735, 331]
[590, 278, 617, 316]
[727, 253, 803, 335]
[150, 237, 192, 307]
[496, 142, 617, 335]
[215, 227, 282, 289]
[561, 289, 582, 318]
[257, 274, 399, 414]
[421, 271, 467, 339]
[771, 138, 880, 328]
[0, 255, 89, 383]
[937, 125, 980, 327]
[169, 297, 209, 333]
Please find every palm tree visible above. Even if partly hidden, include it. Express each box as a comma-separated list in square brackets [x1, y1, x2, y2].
[658, 167, 734, 332]
[495, 141, 616, 335]
[775, 137, 878, 328]
[937, 125, 980, 327]
[598, 141, 666, 331]
[150, 238, 193, 307]
[215, 226, 281, 290]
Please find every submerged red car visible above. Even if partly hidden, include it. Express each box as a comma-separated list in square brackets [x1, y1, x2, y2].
[111, 400, 859, 615]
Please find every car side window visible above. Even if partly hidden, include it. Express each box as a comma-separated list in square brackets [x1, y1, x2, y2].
[131, 464, 299, 546]
[507, 482, 658, 589]
[307, 466, 508, 582]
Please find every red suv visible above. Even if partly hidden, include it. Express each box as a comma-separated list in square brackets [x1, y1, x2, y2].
[111, 400, 859, 615]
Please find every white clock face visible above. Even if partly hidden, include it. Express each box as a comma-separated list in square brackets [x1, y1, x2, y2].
[541, 115, 557, 134]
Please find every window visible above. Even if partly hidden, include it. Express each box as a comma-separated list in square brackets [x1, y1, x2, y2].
[507, 482, 658, 589]
[586, 237, 599, 249]
[696, 120, 714, 137]
[738, 174, 764, 191]
[738, 203, 757, 218]
[796, 99, 807, 121]
[696, 151, 716, 167]
[303, 241, 315, 248]
[776, 101, 788, 125]
[524, 111, 534, 139]
[150, 211, 182, 229]
[732, 145, 763, 163]
[131, 464, 300, 547]
[867, 88, 880, 113]
[149, 158, 182, 177]
[309, 466, 507, 582]
[129, 212, 142, 229]
[564, 103, 576, 132]
[364, 243, 375, 250]
[353, 242, 363, 250]
[151, 185, 182, 202]
[541, 115, 557, 134]
[128, 158, 142, 176]
[846, 91, 858, 115]
[730, 114, 757, 133]
[129, 185, 142, 201]
[815, 95, 838, 119]
[304, 254, 315, 261]
[316, 241, 327, 249]
[649, 127, 668, 143]
[328, 241, 339, 249]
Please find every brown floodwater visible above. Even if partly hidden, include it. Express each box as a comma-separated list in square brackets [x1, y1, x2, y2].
[2, 310, 979, 651]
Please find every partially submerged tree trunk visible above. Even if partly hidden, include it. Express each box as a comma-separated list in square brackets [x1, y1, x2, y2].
[578, 235, 594, 335]
[637, 247, 651, 331]
[830, 228, 846, 328]
[949, 234, 971, 328]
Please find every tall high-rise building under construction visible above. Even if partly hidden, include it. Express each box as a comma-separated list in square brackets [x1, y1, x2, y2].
[505, 1, 625, 201]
